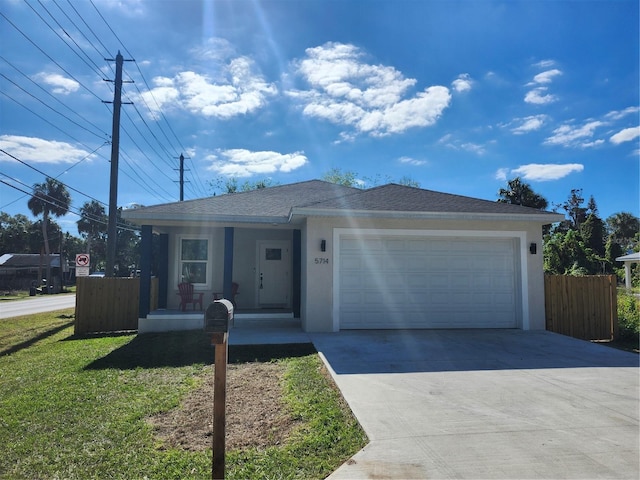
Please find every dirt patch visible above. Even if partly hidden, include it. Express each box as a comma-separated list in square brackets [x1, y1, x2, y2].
[149, 361, 300, 451]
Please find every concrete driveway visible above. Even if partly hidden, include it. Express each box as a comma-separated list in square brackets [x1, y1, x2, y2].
[309, 330, 639, 479]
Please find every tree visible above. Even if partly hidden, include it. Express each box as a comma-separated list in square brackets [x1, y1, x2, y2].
[27, 179, 71, 291]
[561, 189, 588, 229]
[77, 201, 108, 270]
[580, 213, 606, 258]
[0, 213, 33, 253]
[208, 177, 279, 195]
[497, 177, 548, 210]
[322, 168, 360, 187]
[114, 208, 140, 276]
[606, 212, 639, 252]
[322, 168, 420, 189]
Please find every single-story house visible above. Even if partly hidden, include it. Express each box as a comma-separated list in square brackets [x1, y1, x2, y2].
[122, 180, 563, 333]
[0, 253, 65, 291]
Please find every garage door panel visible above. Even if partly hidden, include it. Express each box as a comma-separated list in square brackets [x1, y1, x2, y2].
[339, 234, 519, 329]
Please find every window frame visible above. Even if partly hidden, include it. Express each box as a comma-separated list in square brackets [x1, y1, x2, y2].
[177, 235, 211, 288]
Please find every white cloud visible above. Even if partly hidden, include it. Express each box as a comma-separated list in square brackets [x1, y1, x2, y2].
[499, 163, 584, 181]
[289, 42, 451, 137]
[544, 120, 605, 148]
[452, 73, 473, 93]
[524, 64, 562, 105]
[0, 135, 91, 164]
[610, 126, 640, 144]
[438, 134, 487, 155]
[205, 149, 308, 177]
[495, 168, 510, 181]
[398, 156, 427, 166]
[98, 0, 146, 17]
[524, 87, 557, 105]
[33, 72, 79, 95]
[511, 115, 547, 134]
[605, 106, 640, 121]
[532, 69, 562, 84]
[533, 60, 556, 69]
[139, 56, 276, 119]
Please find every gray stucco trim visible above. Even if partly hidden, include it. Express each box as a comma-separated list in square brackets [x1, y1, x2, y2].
[291, 207, 564, 224]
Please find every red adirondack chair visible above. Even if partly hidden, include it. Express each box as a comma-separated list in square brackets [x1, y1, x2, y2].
[177, 282, 204, 311]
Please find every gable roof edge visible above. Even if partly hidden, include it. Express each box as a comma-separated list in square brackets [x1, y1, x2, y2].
[291, 207, 564, 223]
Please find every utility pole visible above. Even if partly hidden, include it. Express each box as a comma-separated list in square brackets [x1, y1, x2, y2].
[104, 51, 132, 276]
[175, 153, 190, 201]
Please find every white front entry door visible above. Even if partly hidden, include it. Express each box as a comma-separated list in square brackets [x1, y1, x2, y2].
[257, 240, 291, 307]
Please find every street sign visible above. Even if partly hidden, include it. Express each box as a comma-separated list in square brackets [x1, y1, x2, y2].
[76, 253, 90, 267]
[76, 266, 90, 277]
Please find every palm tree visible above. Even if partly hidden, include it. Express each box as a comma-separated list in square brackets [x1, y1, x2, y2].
[497, 177, 548, 210]
[77, 200, 108, 270]
[28, 179, 71, 292]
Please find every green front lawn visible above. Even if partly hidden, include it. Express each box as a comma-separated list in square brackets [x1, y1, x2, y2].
[0, 311, 366, 479]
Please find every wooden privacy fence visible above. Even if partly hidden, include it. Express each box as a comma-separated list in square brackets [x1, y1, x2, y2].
[545, 275, 618, 341]
[75, 277, 158, 335]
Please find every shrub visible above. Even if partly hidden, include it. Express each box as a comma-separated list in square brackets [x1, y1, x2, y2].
[617, 290, 640, 339]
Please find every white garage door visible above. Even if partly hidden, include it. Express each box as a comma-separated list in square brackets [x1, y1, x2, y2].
[338, 234, 519, 329]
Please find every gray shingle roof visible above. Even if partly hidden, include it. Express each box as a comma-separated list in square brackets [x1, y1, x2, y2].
[301, 183, 555, 215]
[123, 179, 562, 224]
[124, 180, 360, 221]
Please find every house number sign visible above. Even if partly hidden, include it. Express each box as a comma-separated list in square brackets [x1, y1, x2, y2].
[314, 257, 329, 264]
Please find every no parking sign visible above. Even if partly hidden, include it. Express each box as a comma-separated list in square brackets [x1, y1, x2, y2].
[76, 254, 90, 276]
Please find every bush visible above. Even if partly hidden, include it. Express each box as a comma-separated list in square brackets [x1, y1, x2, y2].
[617, 290, 640, 339]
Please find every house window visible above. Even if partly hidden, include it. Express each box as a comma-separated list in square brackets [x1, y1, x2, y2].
[180, 238, 208, 285]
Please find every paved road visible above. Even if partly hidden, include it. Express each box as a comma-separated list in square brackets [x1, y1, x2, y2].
[0, 294, 76, 319]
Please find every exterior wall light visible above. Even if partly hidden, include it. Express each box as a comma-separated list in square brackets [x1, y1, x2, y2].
[320, 239, 326, 252]
[529, 243, 537, 254]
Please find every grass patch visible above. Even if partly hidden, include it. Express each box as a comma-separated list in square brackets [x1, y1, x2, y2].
[0, 287, 76, 301]
[0, 313, 366, 479]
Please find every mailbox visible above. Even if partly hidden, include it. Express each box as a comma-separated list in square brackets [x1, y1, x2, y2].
[204, 299, 234, 333]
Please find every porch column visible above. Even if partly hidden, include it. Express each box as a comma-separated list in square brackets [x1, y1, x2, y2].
[223, 227, 234, 300]
[624, 262, 632, 289]
[293, 229, 301, 318]
[158, 234, 168, 308]
[139, 225, 152, 318]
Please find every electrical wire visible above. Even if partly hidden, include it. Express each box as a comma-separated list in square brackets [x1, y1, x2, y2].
[0, 56, 110, 140]
[0, 176, 138, 232]
[0, 11, 104, 102]
[0, 73, 108, 141]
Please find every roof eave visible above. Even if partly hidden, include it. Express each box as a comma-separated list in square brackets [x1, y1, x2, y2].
[291, 207, 565, 223]
[122, 211, 290, 226]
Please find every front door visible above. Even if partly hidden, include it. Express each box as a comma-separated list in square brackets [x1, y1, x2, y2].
[257, 240, 290, 307]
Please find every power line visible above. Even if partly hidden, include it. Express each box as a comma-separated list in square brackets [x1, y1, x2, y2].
[0, 147, 109, 208]
[0, 176, 139, 233]
[65, 0, 112, 62]
[26, 0, 105, 79]
[0, 11, 104, 102]
[0, 56, 109, 139]
[0, 72, 108, 141]
[0, 90, 101, 147]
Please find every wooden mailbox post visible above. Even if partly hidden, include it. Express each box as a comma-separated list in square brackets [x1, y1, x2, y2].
[204, 299, 233, 480]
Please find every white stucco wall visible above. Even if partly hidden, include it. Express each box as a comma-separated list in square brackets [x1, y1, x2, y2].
[300, 216, 547, 332]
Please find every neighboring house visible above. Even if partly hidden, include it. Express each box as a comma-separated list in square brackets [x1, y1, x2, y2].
[122, 180, 563, 332]
[615, 252, 640, 289]
[0, 253, 65, 291]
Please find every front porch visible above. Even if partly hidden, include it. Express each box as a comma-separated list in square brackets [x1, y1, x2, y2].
[140, 309, 311, 345]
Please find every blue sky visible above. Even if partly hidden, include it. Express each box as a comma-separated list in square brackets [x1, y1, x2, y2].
[1, 0, 638, 235]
